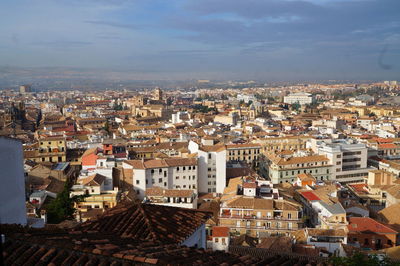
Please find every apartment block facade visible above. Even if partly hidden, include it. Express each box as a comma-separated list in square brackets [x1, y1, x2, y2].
[266, 154, 332, 184]
[317, 140, 370, 184]
[188, 140, 226, 194]
[122, 158, 198, 199]
[219, 197, 303, 237]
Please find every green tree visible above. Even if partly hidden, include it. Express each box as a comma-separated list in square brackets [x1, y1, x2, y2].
[292, 102, 301, 112]
[113, 103, 123, 111]
[329, 252, 398, 266]
[46, 181, 86, 224]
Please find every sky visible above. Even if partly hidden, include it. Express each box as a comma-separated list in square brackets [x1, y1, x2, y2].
[0, 0, 399, 81]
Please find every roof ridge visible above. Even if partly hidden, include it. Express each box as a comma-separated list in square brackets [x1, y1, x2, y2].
[138, 204, 159, 241]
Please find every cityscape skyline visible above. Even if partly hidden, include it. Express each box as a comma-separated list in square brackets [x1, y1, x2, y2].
[0, 0, 399, 81]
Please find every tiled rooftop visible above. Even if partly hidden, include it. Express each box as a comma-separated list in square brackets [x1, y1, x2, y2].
[74, 201, 211, 244]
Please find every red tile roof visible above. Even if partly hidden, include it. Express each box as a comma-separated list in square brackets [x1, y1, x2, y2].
[348, 217, 398, 234]
[75, 201, 211, 244]
[212, 226, 230, 237]
[348, 183, 368, 194]
[2, 223, 327, 265]
[378, 143, 398, 149]
[243, 182, 257, 189]
[300, 191, 321, 201]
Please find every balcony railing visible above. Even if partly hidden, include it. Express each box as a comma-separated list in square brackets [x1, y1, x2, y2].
[219, 214, 299, 222]
[221, 224, 298, 231]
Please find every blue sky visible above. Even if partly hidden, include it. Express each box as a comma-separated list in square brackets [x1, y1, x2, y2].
[0, 0, 399, 80]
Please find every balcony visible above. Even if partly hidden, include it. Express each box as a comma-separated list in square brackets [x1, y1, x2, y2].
[219, 214, 299, 222]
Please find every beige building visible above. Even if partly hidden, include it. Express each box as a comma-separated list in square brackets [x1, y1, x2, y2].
[255, 136, 311, 153]
[219, 197, 303, 237]
[265, 153, 332, 184]
[71, 173, 119, 222]
[226, 143, 261, 166]
[24, 137, 67, 163]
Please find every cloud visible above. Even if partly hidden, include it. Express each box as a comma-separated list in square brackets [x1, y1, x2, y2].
[30, 40, 93, 49]
[85, 20, 139, 30]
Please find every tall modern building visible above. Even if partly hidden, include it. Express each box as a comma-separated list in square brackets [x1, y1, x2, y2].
[316, 139, 371, 184]
[0, 137, 27, 225]
[188, 140, 226, 194]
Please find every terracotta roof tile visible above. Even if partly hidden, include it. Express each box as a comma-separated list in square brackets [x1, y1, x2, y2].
[300, 191, 321, 201]
[125, 158, 197, 169]
[74, 201, 211, 244]
[212, 226, 230, 237]
[348, 217, 398, 234]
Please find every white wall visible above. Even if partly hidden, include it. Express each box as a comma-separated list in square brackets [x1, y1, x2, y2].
[182, 224, 206, 249]
[0, 138, 27, 225]
[216, 150, 227, 194]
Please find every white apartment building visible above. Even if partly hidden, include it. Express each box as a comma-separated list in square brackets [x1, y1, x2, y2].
[284, 92, 314, 105]
[188, 140, 226, 194]
[122, 158, 198, 199]
[316, 139, 371, 184]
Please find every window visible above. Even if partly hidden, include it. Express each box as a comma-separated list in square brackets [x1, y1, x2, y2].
[159, 178, 162, 183]
[222, 238, 226, 245]
[288, 213, 292, 219]
[136, 180, 140, 185]
[208, 154, 211, 159]
[176, 176, 179, 180]
[215, 238, 219, 243]
[151, 169, 154, 174]
[193, 166, 196, 170]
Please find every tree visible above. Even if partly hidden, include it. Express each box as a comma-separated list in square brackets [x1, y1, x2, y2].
[46, 181, 86, 224]
[329, 252, 398, 266]
[221, 94, 228, 100]
[113, 103, 123, 111]
[103, 120, 111, 135]
[291, 102, 301, 112]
